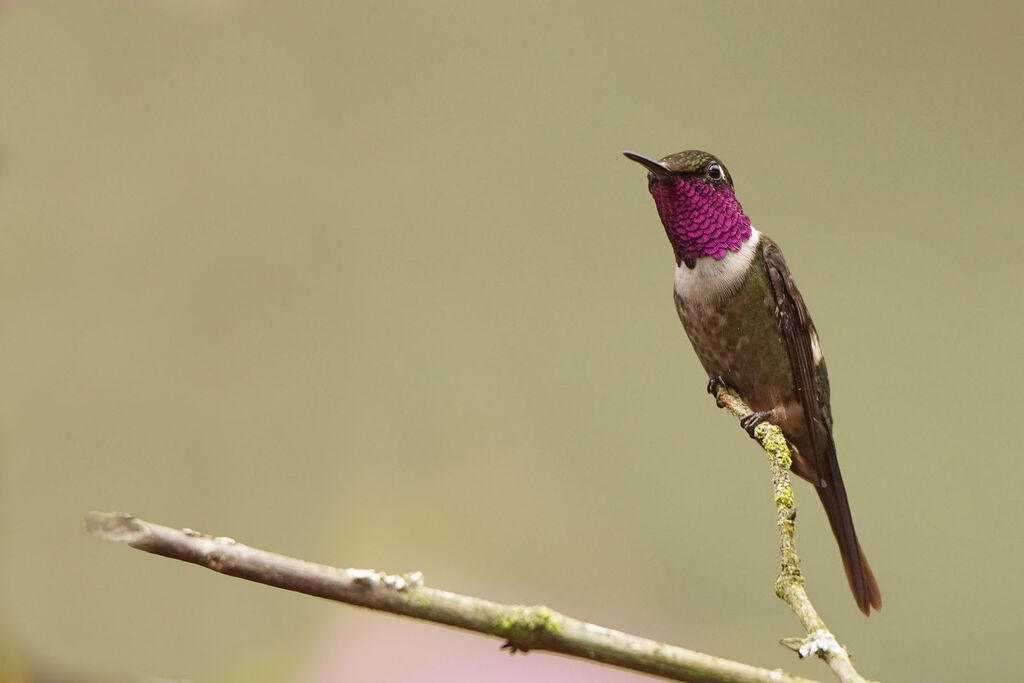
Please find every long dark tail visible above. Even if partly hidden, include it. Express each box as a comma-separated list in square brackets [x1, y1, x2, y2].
[816, 469, 882, 615]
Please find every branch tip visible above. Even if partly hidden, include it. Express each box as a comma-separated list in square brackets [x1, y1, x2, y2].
[85, 511, 146, 543]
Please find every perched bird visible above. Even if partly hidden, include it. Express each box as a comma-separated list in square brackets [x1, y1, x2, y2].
[624, 149, 881, 615]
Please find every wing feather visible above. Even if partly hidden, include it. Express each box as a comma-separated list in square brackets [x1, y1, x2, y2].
[761, 238, 833, 483]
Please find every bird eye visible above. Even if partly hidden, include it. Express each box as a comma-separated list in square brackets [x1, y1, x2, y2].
[707, 163, 724, 181]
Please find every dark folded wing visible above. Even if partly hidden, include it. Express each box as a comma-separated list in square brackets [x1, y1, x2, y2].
[761, 237, 835, 484]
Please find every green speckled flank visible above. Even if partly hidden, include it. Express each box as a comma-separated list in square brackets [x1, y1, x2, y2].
[677, 242, 794, 409]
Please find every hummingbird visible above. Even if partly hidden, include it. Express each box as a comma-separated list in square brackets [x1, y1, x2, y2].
[624, 149, 881, 615]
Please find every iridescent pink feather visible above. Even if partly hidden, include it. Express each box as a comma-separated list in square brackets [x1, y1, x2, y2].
[650, 177, 752, 267]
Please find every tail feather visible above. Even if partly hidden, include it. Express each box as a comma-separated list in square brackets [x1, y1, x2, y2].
[816, 478, 882, 615]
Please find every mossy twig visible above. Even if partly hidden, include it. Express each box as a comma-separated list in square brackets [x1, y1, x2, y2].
[712, 388, 874, 683]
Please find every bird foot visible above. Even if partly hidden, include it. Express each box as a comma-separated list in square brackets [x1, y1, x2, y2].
[739, 410, 775, 439]
[706, 375, 730, 408]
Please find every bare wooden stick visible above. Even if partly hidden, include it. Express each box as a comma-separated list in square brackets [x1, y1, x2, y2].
[85, 511, 815, 683]
[712, 388, 873, 683]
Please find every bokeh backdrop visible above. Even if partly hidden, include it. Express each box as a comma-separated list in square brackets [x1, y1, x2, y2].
[1, 2, 1022, 681]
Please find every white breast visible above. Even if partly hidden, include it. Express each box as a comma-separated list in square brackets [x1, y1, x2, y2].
[673, 228, 761, 305]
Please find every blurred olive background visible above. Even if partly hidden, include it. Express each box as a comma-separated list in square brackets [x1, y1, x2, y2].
[1, 2, 1022, 682]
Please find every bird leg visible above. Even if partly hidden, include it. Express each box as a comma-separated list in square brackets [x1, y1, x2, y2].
[739, 410, 776, 439]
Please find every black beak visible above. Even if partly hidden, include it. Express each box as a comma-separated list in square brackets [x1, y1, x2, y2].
[623, 151, 670, 177]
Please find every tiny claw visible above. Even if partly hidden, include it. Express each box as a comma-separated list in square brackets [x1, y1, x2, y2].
[707, 375, 729, 407]
[739, 411, 775, 439]
[707, 375, 727, 395]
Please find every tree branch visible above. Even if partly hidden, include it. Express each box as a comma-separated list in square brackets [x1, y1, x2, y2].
[85, 511, 816, 683]
[711, 388, 873, 683]
[84, 389, 878, 683]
